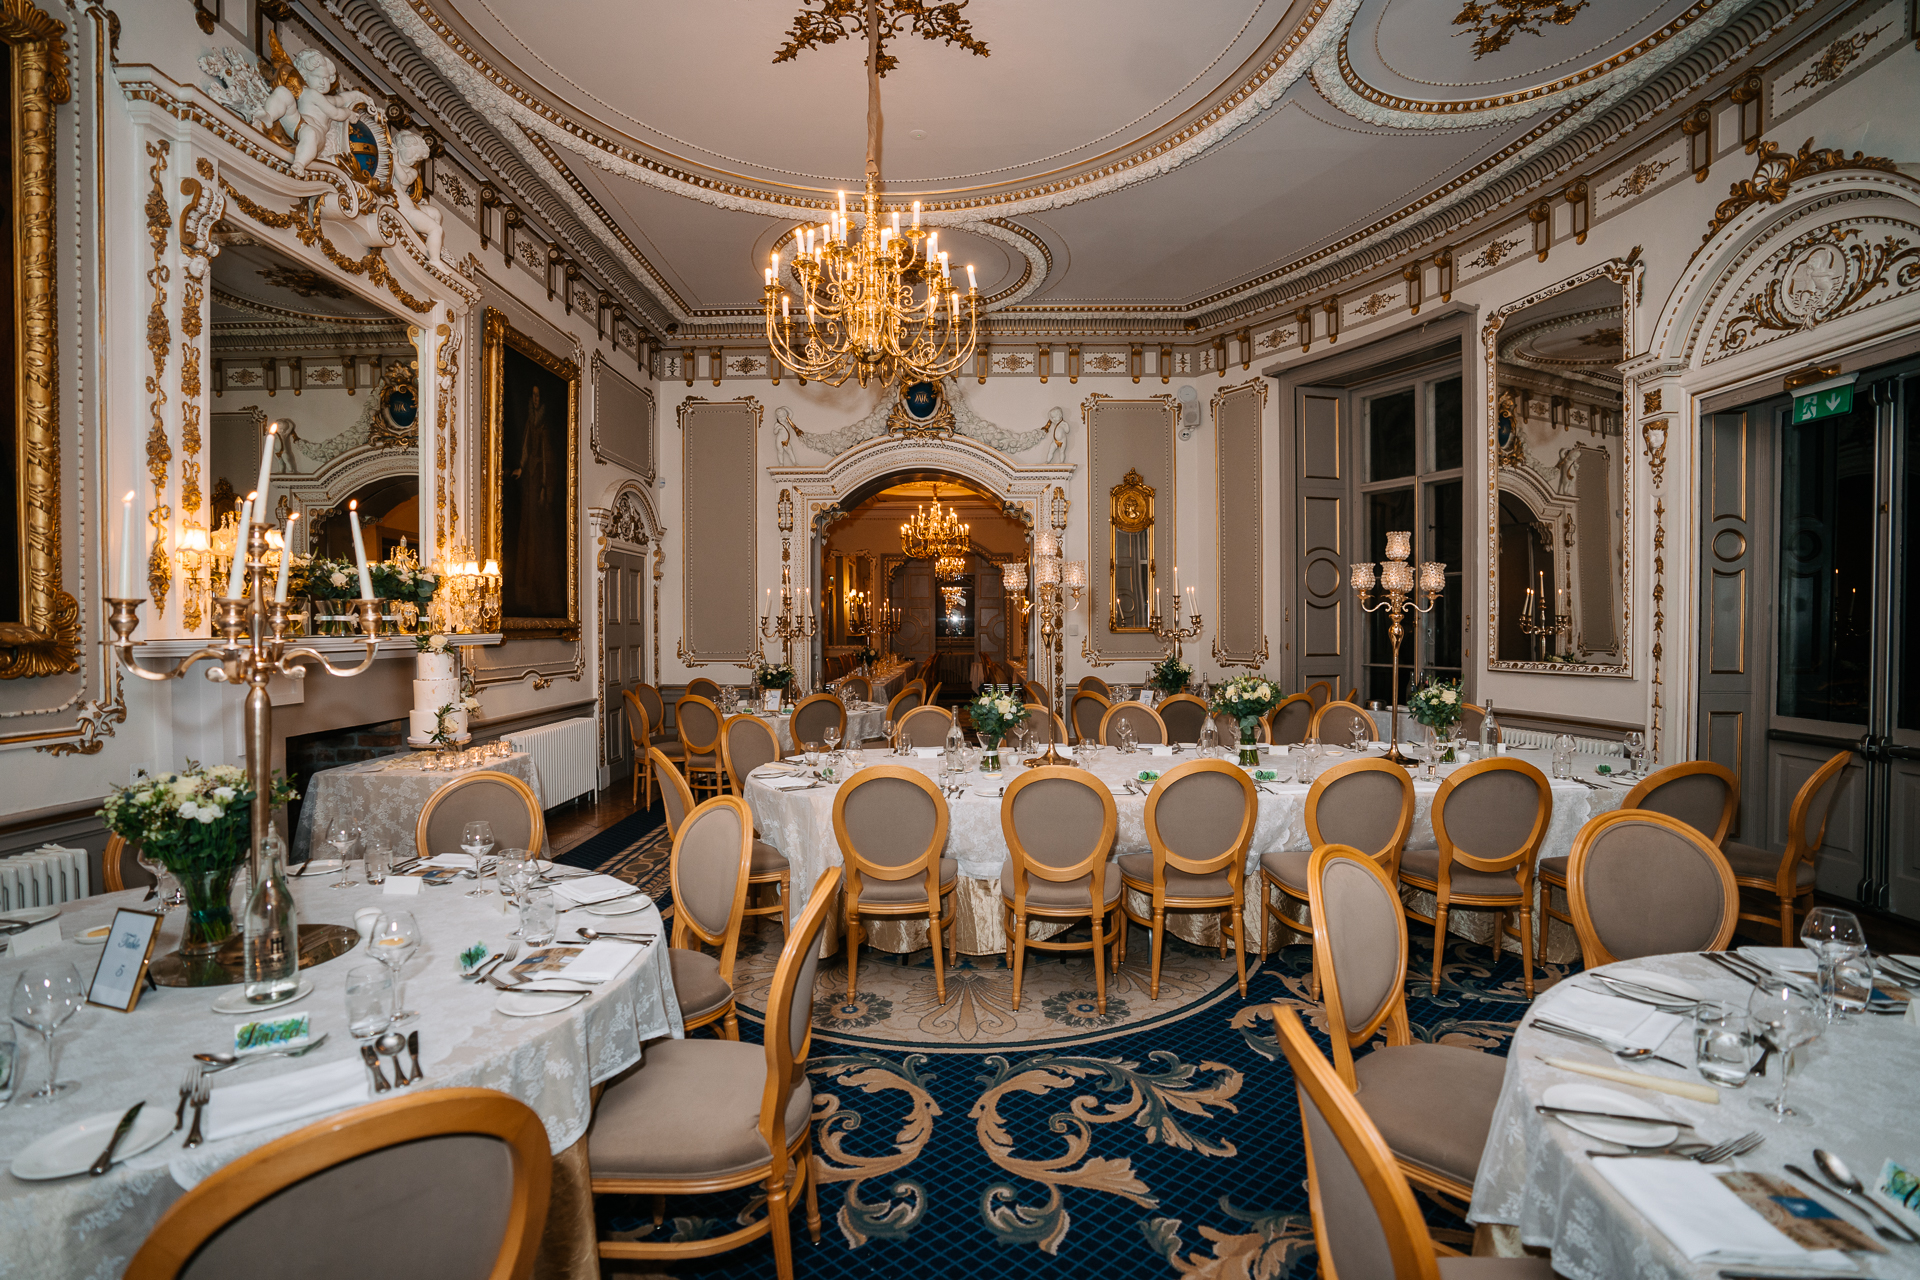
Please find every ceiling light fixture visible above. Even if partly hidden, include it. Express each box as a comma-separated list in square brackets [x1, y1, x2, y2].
[900, 483, 969, 567]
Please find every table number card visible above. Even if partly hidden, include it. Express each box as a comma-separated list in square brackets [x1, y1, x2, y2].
[86, 908, 163, 1012]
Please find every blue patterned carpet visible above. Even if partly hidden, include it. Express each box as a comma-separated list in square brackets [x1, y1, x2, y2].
[593, 929, 1562, 1279]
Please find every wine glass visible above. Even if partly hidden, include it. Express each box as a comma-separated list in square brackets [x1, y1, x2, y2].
[881, 719, 895, 755]
[367, 910, 422, 1024]
[326, 822, 358, 890]
[131, 843, 176, 912]
[1747, 978, 1821, 1122]
[1350, 719, 1368, 751]
[1800, 906, 1870, 1019]
[9, 963, 83, 1105]
[1118, 721, 1136, 754]
[461, 819, 494, 897]
[823, 725, 842, 756]
[1622, 732, 1645, 775]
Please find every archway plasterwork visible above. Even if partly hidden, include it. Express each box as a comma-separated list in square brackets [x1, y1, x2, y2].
[284, 448, 421, 553]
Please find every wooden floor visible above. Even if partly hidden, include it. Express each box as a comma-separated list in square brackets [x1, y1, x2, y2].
[544, 781, 647, 857]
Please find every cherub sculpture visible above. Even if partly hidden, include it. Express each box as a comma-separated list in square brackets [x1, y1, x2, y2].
[772, 406, 798, 466]
[1044, 406, 1070, 462]
[391, 130, 445, 263]
[258, 30, 374, 173]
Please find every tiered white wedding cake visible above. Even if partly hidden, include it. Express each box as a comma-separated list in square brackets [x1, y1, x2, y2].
[407, 651, 469, 744]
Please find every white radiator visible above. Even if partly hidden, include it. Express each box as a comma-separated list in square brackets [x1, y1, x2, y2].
[508, 716, 598, 806]
[0, 845, 91, 912]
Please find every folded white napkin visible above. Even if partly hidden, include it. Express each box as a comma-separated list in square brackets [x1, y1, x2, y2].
[204, 1058, 370, 1143]
[548, 874, 637, 906]
[1592, 1158, 1853, 1269]
[561, 939, 644, 983]
[1740, 945, 1821, 975]
[912, 746, 943, 758]
[1544, 988, 1684, 1050]
[971, 786, 1006, 799]
[424, 853, 482, 869]
[762, 775, 819, 792]
[1147, 744, 1174, 757]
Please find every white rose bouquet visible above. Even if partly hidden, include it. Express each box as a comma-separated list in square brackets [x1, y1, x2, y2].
[967, 685, 1030, 745]
[1408, 676, 1464, 734]
[754, 661, 796, 691]
[1147, 654, 1192, 696]
[1210, 673, 1282, 734]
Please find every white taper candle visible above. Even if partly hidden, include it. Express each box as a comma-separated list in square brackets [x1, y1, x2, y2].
[118, 491, 137, 597]
[348, 499, 373, 599]
[254, 424, 278, 517]
[226, 499, 252, 599]
[273, 513, 299, 603]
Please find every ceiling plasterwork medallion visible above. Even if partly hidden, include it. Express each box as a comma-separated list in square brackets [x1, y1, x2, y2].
[1453, 0, 1590, 59]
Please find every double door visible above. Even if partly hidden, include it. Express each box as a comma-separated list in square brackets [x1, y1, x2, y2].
[601, 548, 647, 785]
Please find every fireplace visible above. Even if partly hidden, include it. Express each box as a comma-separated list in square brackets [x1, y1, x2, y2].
[285, 717, 409, 842]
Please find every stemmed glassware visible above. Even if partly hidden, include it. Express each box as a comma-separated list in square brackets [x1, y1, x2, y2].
[1747, 978, 1821, 1122]
[881, 719, 895, 755]
[823, 725, 842, 757]
[326, 823, 359, 890]
[367, 910, 421, 1025]
[132, 843, 178, 911]
[1800, 906, 1871, 1019]
[461, 820, 494, 897]
[9, 963, 83, 1105]
[1350, 720, 1369, 752]
[1622, 732, 1645, 775]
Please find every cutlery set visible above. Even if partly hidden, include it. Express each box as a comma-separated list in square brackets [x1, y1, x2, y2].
[357, 1031, 423, 1093]
[1585, 1130, 1763, 1163]
[1531, 1018, 1690, 1070]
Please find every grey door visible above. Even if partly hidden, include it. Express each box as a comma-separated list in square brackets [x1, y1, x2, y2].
[602, 548, 647, 785]
[1296, 384, 1350, 698]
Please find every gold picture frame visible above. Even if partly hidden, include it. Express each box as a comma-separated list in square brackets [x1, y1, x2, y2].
[0, 2, 72, 679]
[482, 308, 580, 638]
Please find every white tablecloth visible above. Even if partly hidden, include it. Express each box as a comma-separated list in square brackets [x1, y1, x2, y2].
[292, 750, 545, 861]
[1471, 953, 1920, 1279]
[744, 745, 1625, 957]
[768, 701, 888, 753]
[0, 876, 679, 1279]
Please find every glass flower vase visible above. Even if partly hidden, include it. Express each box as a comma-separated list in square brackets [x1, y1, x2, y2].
[1239, 718, 1262, 769]
[981, 738, 1003, 776]
[175, 864, 240, 955]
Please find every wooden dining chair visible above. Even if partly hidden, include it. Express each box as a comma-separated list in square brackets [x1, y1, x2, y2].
[895, 703, 956, 748]
[1022, 679, 1048, 708]
[415, 770, 545, 859]
[1397, 757, 1550, 999]
[1069, 689, 1110, 745]
[686, 677, 722, 703]
[1456, 702, 1486, 743]
[1000, 766, 1122, 1013]
[1538, 759, 1738, 954]
[1310, 700, 1378, 746]
[590, 867, 839, 1280]
[128, 1088, 552, 1280]
[841, 674, 873, 703]
[623, 689, 682, 811]
[1259, 758, 1415, 988]
[101, 834, 156, 894]
[1156, 694, 1210, 744]
[1266, 693, 1314, 746]
[1099, 701, 1167, 747]
[1211, 709, 1269, 746]
[634, 683, 675, 745]
[1021, 703, 1069, 745]
[885, 685, 923, 728]
[672, 694, 727, 799]
[925, 680, 944, 706]
[720, 714, 793, 937]
[1118, 759, 1257, 999]
[1271, 1002, 1547, 1278]
[1566, 810, 1738, 968]
[835, 766, 958, 1003]
[1304, 680, 1332, 711]
[790, 692, 848, 748]
[1723, 748, 1853, 944]
[1304, 844, 1507, 1223]
[1077, 674, 1113, 700]
[667, 795, 755, 1039]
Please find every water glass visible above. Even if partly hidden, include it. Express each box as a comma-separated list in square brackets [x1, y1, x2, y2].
[368, 910, 421, 1024]
[1823, 948, 1874, 1016]
[345, 964, 394, 1039]
[1118, 723, 1136, 754]
[362, 840, 391, 885]
[1552, 734, 1576, 780]
[1801, 906, 1868, 1019]
[803, 741, 820, 769]
[1623, 731, 1645, 773]
[1748, 978, 1821, 1122]
[0, 1018, 15, 1105]
[519, 886, 558, 947]
[1692, 1000, 1757, 1086]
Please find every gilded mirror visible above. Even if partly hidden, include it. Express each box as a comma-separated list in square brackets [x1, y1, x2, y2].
[1485, 264, 1634, 674]
[1108, 467, 1155, 632]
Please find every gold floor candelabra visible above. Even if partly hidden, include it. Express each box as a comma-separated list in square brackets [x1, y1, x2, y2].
[1025, 490, 1085, 768]
[1349, 530, 1446, 767]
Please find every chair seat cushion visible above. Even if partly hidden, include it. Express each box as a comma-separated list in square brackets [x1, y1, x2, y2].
[999, 859, 1123, 911]
[588, 1038, 811, 1180]
[750, 839, 789, 874]
[856, 858, 958, 906]
[1437, 1259, 1556, 1278]
[1116, 852, 1232, 899]
[1259, 848, 1313, 893]
[1537, 854, 1568, 884]
[669, 947, 734, 1021]
[1398, 846, 1524, 900]
[1353, 1042, 1503, 1187]
[1723, 840, 1817, 889]
[682, 753, 718, 771]
[652, 740, 686, 759]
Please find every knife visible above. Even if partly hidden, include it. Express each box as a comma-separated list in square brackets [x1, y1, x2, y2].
[89, 1101, 145, 1176]
[360, 1043, 390, 1093]
[406, 1029, 423, 1084]
[1535, 1104, 1694, 1129]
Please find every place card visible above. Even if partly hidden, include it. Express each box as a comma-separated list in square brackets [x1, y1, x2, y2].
[1147, 745, 1174, 757]
[383, 875, 423, 896]
[7, 917, 62, 959]
[506, 945, 584, 981]
[84, 909, 162, 1011]
[233, 1010, 310, 1056]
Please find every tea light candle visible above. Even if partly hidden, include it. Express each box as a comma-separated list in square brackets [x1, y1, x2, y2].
[117, 491, 137, 597]
[226, 498, 252, 599]
[273, 513, 299, 603]
[347, 499, 373, 600]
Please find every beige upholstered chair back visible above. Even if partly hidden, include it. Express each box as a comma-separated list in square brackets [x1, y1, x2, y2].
[686, 678, 722, 702]
[1212, 709, 1268, 744]
[670, 796, 752, 946]
[721, 715, 782, 798]
[1021, 704, 1068, 745]
[1306, 759, 1416, 873]
[1568, 810, 1738, 966]
[1022, 680, 1048, 708]
[885, 686, 922, 725]
[1431, 758, 1550, 874]
[675, 695, 722, 755]
[634, 684, 668, 736]
[102, 835, 156, 894]
[896, 704, 955, 748]
[1157, 695, 1209, 744]
[1622, 761, 1739, 846]
[1304, 680, 1332, 711]
[790, 693, 847, 746]
[416, 771, 544, 859]
[1268, 694, 1314, 745]
[1100, 702, 1167, 746]
[1310, 845, 1411, 1046]
[1077, 675, 1112, 700]
[1070, 690, 1110, 744]
[649, 747, 697, 838]
[834, 767, 950, 881]
[1001, 769, 1117, 910]
[1789, 749, 1853, 861]
[1457, 703, 1486, 741]
[841, 675, 872, 702]
[622, 689, 651, 753]
[1144, 760, 1256, 883]
[1310, 701, 1377, 746]
[769, 867, 840, 1071]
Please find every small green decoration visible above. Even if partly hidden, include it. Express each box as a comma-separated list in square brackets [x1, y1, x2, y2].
[1136, 770, 1162, 782]
[1597, 763, 1613, 775]
[458, 942, 490, 972]
[429, 702, 457, 746]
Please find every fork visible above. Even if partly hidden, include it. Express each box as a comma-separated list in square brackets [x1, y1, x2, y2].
[182, 1075, 210, 1148]
[173, 1067, 199, 1131]
[1589, 1131, 1762, 1162]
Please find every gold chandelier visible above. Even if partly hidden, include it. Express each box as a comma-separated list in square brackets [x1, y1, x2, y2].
[935, 552, 968, 581]
[900, 484, 969, 564]
[762, 0, 979, 388]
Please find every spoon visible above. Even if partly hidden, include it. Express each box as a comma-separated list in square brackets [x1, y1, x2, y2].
[375, 1031, 410, 1087]
[194, 1032, 331, 1072]
[1812, 1149, 1920, 1243]
[574, 928, 657, 943]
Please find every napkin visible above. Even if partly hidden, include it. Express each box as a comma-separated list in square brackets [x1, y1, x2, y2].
[911, 746, 943, 758]
[561, 939, 644, 983]
[204, 1057, 370, 1143]
[1543, 988, 1684, 1050]
[1592, 1158, 1854, 1270]
[424, 853, 482, 869]
[1147, 744, 1174, 757]
[762, 775, 820, 792]
[6, 917, 60, 957]
[1739, 945, 1821, 975]
[549, 874, 638, 906]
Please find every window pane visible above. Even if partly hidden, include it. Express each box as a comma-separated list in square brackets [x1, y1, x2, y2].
[1777, 399, 1876, 724]
[1368, 389, 1416, 481]
[1902, 378, 1920, 731]
[1426, 479, 1462, 675]
[1432, 376, 1463, 472]
[1367, 488, 1415, 704]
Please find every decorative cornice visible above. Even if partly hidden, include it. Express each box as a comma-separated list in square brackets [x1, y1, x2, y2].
[1695, 136, 1899, 255]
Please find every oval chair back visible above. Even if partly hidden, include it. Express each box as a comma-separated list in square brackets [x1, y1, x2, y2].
[1622, 760, 1739, 846]
[1077, 675, 1112, 700]
[622, 690, 656, 806]
[904, 678, 927, 702]
[1000, 767, 1121, 1012]
[1307, 844, 1413, 1086]
[1268, 693, 1314, 745]
[1212, 709, 1268, 745]
[686, 678, 722, 703]
[1567, 810, 1738, 967]
[1022, 680, 1048, 708]
[649, 746, 698, 838]
[102, 835, 156, 894]
[1100, 701, 1167, 747]
[763, 864, 840, 1131]
[674, 694, 726, 795]
[885, 686, 922, 726]
[841, 675, 872, 703]
[669, 795, 754, 967]
[1416, 756, 1551, 997]
[834, 766, 957, 1001]
[790, 693, 847, 747]
[1310, 700, 1378, 746]
[1069, 689, 1110, 744]
[896, 704, 956, 748]
[1157, 694, 1209, 744]
[720, 715, 782, 799]
[416, 770, 545, 859]
[1457, 702, 1486, 742]
[1304, 680, 1332, 711]
[634, 683, 669, 740]
[1307, 758, 1416, 877]
[1129, 759, 1258, 997]
[1022, 704, 1068, 746]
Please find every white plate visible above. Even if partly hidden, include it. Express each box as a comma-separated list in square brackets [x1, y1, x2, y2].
[73, 924, 113, 946]
[10, 1103, 174, 1180]
[1596, 968, 1705, 1004]
[1541, 1083, 1680, 1148]
[0, 907, 61, 927]
[585, 898, 648, 917]
[210, 978, 315, 1015]
[291, 859, 344, 877]
[494, 989, 584, 1017]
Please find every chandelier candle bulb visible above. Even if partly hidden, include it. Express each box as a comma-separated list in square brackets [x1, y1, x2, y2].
[1420, 561, 1447, 594]
[892, 210, 900, 234]
[1065, 560, 1087, 589]
[912, 200, 920, 227]
[347, 499, 373, 601]
[273, 513, 299, 603]
[254, 424, 277, 517]
[118, 491, 137, 598]
[226, 499, 252, 600]
[967, 264, 976, 290]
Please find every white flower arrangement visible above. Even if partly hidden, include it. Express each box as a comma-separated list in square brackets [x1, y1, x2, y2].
[1408, 676, 1465, 733]
[968, 685, 1030, 743]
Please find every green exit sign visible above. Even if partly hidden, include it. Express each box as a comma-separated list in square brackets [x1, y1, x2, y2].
[1793, 381, 1854, 422]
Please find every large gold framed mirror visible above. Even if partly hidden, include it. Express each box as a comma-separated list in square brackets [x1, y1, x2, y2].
[1108, 467, 1155, 632]
[1484, 260, 1635, 675]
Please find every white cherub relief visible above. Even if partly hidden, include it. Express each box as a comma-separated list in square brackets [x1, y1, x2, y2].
[1044, 407, 1070, 462]
[258, 31, 374, 173]
[391, 130, 445, 264]
[772, 406, 798, 466]
[1554, 446, 1583, 495]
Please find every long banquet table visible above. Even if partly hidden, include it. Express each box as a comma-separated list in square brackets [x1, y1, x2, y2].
[744, 744, 1627, 959]
[0, 872, 679, 1278]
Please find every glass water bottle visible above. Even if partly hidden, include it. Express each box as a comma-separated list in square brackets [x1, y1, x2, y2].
[243, 830, 301, 1004]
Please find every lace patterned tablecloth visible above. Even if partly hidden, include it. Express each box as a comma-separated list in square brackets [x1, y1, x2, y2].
[292, 750, 545, 861]
[0, 878, 679, 1279]
[767, 701, 889, 753]
[1471, 953, 1920, 1279]
[745, 746, 1623, 957]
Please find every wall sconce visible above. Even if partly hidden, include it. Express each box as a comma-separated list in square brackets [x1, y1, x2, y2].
[178, 524, 210, 633]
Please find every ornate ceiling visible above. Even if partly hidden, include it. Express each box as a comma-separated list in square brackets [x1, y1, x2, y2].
[366, 0, 1802, 332]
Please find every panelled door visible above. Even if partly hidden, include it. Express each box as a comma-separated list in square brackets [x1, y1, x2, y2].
[602, 548, 647, 785]
[1296, 385, 1350, 696]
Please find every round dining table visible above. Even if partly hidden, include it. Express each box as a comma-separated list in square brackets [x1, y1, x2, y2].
[743, 742, 1628, 959]
[764, 699, 890, 754]
[0, 869, 680, 1279]
[1471, 952, 1920, 1279]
